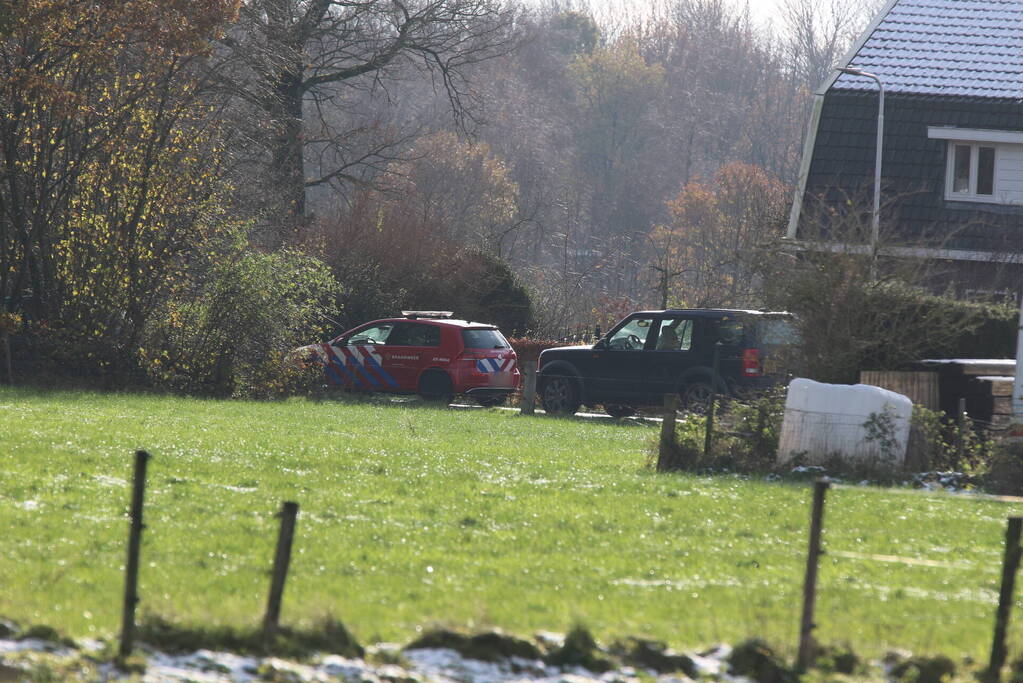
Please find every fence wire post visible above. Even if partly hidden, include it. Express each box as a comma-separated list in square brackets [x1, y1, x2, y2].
[797, 479, 829, 672]
[987, 516, 1023, 682]
[1, 330, 12, 384]
[656, 394, 679, 472]
[263, 501, 299, 650]
[519, 360, 537, 415]
[119, 450, 150, 659]
[703, 342, 721, 458]
[956, 397, 968, 465]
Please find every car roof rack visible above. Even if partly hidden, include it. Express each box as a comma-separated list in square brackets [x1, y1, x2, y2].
[401, 310, 454, 319]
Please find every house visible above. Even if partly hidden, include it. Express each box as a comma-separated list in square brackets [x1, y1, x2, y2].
[787, 0, 1023, 296]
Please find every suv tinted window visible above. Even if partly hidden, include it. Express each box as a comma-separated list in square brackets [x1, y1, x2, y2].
[462, 328, 509, 349]
[655, 318, 694, 351]
[608, 317, 653, 350]
[388, 322, 441, 347]
[713, 318, 746, 347]
[759, 318, 798, 345]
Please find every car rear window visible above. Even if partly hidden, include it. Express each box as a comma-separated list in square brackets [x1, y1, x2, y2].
[462, 328, 510, 349]
[759, 318, 799, 345]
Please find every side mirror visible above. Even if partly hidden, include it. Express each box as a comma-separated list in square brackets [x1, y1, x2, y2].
[592, 339, 607, 350]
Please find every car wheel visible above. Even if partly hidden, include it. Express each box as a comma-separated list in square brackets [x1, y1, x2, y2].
[477, 395, 506, 408]
[604, 404, 635, 418]
[540, 375, 581, 415]
[681, 381, 715, 414]
[418, 370, 453, 404]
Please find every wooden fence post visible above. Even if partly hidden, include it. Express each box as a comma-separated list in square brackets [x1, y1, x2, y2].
[703, 343, 721, 458]
[1, 331, 11, 385]
[987, 516, 1023, 682]
[519, 360, 537, 415]
[263, 501, 299, 648]
[956, 397, 968, 465]
[797, 479, 830, 671]
[119, 450, 150, 659]
[656, 394, 679, 472]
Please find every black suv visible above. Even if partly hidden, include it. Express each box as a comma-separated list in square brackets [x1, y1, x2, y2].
[537, 309, 795, 416]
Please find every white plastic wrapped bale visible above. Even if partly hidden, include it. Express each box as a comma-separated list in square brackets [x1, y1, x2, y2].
[777, 378, 913, 469]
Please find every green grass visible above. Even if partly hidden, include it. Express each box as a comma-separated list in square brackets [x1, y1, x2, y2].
[1, 386, 1022, 662]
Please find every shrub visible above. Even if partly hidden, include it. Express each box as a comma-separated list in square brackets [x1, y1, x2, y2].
[316, 205, 535, 336]
[9, 317, 116, 386]
[907, 405, 992, 474]
[655, 391, 995, 480]
[785, 278, 1013, 383]
[984, 441, 1023, 496]
[438, 248, 535, 335]
[723, 390, 786, 469]
[508, 337, 565, 362]
[330, 255, 408, 331]
[144, 234, 342, 397]
[762, 205, 1018, 383]
[655, 390, 786, 474]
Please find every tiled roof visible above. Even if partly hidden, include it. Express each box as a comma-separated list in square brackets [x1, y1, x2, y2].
[833, 0, 1023, 99]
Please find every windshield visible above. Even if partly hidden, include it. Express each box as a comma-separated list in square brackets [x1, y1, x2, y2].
[462, 328, 510, 349]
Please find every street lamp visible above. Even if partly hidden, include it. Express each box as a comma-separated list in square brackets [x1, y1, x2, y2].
[838, 66, 885, 277]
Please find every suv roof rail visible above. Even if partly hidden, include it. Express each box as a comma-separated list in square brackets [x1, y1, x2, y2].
[401, 310, 453, 319]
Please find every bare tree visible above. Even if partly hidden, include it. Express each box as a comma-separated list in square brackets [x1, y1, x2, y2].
[781, 0, 879, 92]
[216, 0, 519, 246]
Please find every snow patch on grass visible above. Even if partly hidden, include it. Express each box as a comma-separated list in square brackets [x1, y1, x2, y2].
[0, 638, 741, 683]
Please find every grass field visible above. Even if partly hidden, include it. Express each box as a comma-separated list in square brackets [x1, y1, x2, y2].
[2, 386, 1022, 662]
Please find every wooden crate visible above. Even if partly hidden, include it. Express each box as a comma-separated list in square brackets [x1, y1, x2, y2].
[979, 376, 1014, 427]
[859, 370, 940, 410]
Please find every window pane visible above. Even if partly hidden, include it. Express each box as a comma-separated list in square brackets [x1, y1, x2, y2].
[678, 320, 693, 350]
[978, 146, 995, 195]
[461, 328, 507, 349]
[655, 318, 693, 351]
[608, 317, 652, 350]
[953, 144, 971, 193]
[391, 322, 442, 347]
[383, 322, 414, 346]
[714, 318, 745, 347]
[759, 318, 799, 345]
[348, 325, 392, 344]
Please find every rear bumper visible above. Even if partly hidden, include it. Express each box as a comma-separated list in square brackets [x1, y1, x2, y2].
[451, 361, 520, 394]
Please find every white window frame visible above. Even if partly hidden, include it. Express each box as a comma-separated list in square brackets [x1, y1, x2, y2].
[929, 126, 1023, 205]
[944, 141, 997, 202]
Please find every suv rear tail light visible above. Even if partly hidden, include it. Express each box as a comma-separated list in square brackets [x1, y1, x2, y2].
[742, 348, 761, 377]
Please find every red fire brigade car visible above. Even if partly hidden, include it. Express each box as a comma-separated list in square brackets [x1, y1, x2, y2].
[291, 312, 519, 406]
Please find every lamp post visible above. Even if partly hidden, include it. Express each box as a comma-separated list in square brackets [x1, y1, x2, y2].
[838, 66, 885, 278]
